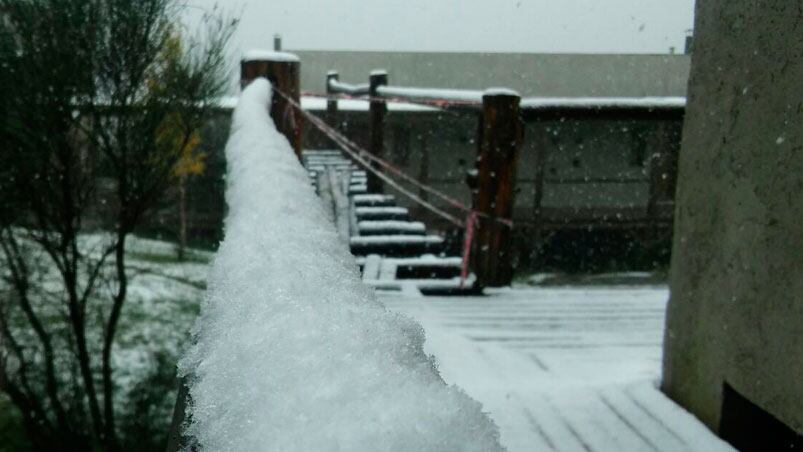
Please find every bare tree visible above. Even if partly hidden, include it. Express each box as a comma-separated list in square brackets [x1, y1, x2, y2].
[0, 1, 234, 450]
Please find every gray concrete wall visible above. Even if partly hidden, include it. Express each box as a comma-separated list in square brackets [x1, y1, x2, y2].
[290, 51, 690, 98]
[662, 0, 802, 436]
[305, 111, 680, 226]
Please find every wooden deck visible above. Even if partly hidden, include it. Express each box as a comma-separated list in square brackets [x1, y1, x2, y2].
[381, 286, 734, 452]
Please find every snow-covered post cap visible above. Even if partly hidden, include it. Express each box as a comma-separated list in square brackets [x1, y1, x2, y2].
[474, 86, 522, 287]
[239, 49, 302, 158]
[369, 69, 388, 77]
[483, 87, 520, 97]
[241, 49, 300, 63]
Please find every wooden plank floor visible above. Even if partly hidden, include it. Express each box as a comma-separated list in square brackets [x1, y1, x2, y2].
[381, 286, 735, 452]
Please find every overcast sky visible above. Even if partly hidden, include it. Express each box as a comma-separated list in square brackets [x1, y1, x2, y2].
[186, 0, 695, 55]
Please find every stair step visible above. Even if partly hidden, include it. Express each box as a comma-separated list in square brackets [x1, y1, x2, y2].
[307, 164, 358, 172]
[352, 194, 396, 207]
[348, 184, 368, 194]
[351, 235, 442, 246]
[355, 255, 463, 279]
[355, 206, 409, 220]
[302, 150, 341, 155]
[358, 221, 426, 236]
[302, 149, 470, 290]
[363, 274, 476, 293]
[350, 235, 444, 257]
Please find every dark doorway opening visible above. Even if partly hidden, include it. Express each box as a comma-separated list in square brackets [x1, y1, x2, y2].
[719, 382, 801, 451]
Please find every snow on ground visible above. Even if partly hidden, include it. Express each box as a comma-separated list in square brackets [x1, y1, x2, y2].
[180, 78, 503, 452]
[1, 232, 209, 431]
[381, 286, 735, 452]
[112, 236, 210, 395]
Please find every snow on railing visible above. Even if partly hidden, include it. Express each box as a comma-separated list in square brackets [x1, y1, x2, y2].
[377, 85, 485, 104]
[520, 96, 687, 110]
[179, 78, 503, 452]
[327, 78, 371, 96]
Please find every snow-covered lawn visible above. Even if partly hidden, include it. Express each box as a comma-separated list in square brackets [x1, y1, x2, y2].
[0, 235, 210, 449]
[381, 286, 736, 452]
[112, 236, 211, 394]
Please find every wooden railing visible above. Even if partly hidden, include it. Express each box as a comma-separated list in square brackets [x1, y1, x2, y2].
[326, 70, 523, 287]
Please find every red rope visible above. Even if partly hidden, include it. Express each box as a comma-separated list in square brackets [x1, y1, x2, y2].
[277, 89, 465, 227]
[459, 210, 479, 289]
[275, 87, 519, 230]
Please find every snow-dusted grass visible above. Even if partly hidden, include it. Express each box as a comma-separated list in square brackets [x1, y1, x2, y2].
[111, 236, 211, 398]
[179, 78, 503, 452]
[0, 234, 210, 450]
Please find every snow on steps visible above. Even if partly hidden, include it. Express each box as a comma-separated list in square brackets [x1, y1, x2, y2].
[302, 149, 475, 292]
[181, 79, 502, 452]
[355, 206, 410, 220]
[358, 255, 465, 285]
[358, 220, 426, 235]
[353, 194, 396, 206]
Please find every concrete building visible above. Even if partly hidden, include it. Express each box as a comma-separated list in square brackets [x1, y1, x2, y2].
[292, 50, 690, 98]
[662, 0, 802, 450]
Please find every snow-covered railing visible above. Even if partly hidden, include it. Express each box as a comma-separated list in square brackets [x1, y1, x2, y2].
[376, 85, 485, 105]
[327, 76, 370, 96]
[325, 71, 686, 113]
[521, 96, 687, 110]
[177, 78, 503, 451]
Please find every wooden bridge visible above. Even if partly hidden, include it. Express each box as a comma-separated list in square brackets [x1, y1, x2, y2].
[303, 149, 473, 293]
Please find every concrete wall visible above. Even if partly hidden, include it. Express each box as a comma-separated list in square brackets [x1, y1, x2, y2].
[662, 0, 802, 437]
[305, 110, 681, 226]
[291, 51, 690, 98]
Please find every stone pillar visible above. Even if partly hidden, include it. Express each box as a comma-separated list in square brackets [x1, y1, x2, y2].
[662, 0, 802, 448]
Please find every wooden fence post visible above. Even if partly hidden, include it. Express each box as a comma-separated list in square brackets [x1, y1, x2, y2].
[326, 70, 339, 127]
[368, 70, 388, 192]
[240, 51, 303, 158]
[471, 89, 523, 287]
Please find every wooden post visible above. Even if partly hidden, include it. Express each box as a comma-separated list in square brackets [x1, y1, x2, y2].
[326, 70, 339, 127]
[368, 70, 388, 192]
[240, 51, 302, 158]
[471, 89, 523, 287]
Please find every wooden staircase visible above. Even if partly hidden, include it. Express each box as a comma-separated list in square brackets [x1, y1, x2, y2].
[303, 150, 474, 294]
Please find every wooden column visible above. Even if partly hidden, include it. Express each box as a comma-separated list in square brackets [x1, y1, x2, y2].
[368, 70, 388, 192]
[240, 52, 303, 158]
[471, 90, 523, 287]
[326, 71, 339, 128]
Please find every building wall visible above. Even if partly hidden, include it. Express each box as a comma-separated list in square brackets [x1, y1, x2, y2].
[308, 109, 681, 228]
[662, 0, 802, 437]
[291, 51, 690, 98]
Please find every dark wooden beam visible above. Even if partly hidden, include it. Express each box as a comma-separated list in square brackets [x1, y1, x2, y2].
[472, 90, 523, 287]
